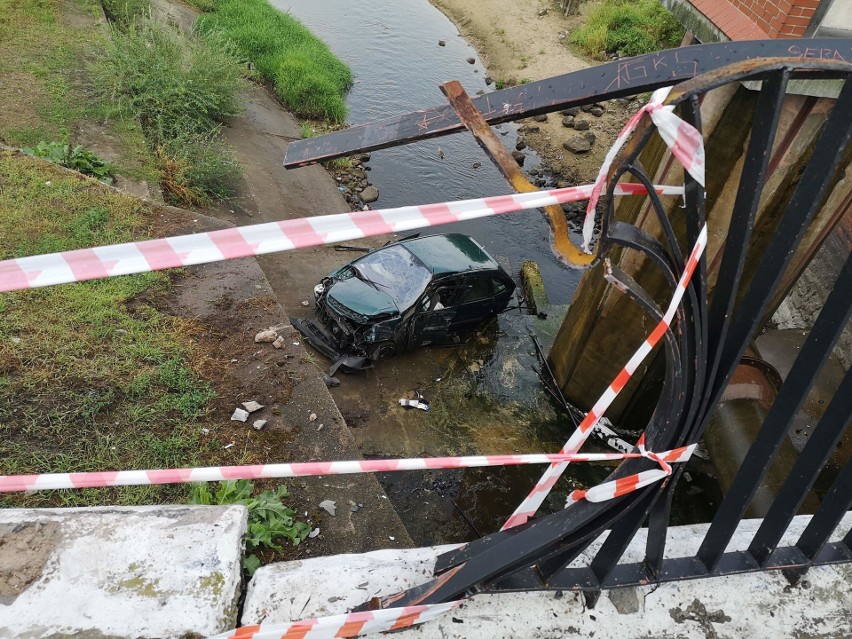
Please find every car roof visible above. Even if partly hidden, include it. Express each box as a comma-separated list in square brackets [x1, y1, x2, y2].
[400, 233, 499, 275]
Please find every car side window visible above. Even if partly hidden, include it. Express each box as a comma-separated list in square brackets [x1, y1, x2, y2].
[461, 278, 492, 303]
[492, 279, 508, 295]
[423, 286, 465, 311]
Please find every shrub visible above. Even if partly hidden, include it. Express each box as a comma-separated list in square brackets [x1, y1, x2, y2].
[96, 19, 244, 142]
[570, 0, 685, 60]
[23, 141, 114, 184]
[196, 0, 352, 122]
[190, 480, 311, 575]
[157, 131, 241, 206]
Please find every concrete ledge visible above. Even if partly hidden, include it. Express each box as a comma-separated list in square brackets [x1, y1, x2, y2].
[0, 505, 247, 638]
[244, 513, 852, 638]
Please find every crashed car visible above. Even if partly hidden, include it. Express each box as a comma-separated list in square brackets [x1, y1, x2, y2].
[293, 233, 515, 371]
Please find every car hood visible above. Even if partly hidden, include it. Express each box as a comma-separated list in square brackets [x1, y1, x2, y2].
[327, 277, 398, 319]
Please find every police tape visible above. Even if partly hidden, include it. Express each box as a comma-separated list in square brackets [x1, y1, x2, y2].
[502, 223, 707, 529]
[0, 182, 683, 294]
[207, 602, 463, 639]
[0, 446, 694, 493]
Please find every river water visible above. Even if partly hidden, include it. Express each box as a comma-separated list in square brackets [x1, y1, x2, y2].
[272, 0, 582, 304]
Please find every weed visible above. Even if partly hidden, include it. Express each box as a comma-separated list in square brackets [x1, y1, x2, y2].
[157, 131, 241, 205]
[569, 0, 684, 60]
[23, 141, 114, 184]
[196, 0, 352, 122]
[190, 480, 311, 574]
[100, 0, 151, 28]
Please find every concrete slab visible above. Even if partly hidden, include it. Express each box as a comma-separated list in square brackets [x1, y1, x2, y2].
[244, 513, 852, 638]
[0, 505, 247, 638]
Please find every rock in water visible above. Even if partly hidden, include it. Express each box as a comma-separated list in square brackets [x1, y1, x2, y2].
[511, 150, 525, 166]
[359, 186, 379, 203]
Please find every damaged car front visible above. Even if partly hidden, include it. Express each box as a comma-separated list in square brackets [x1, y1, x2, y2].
[295, 243, 432, 369]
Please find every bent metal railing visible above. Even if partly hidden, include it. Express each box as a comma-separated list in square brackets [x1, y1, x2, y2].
[288, 46, 852, 610]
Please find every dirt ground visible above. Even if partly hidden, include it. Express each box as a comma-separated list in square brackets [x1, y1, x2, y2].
[429, 0, 640, 185]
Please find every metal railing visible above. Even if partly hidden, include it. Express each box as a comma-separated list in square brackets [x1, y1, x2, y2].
[288, 42, 852, 609]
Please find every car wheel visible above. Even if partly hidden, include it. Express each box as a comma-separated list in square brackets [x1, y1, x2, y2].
[367, 341, 396, 361]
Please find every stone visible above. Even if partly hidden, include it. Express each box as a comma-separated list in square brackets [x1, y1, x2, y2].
[515, 139, 527, 151]
[519, 124, 540, 134]
[573, 118, 590, 131]
[319, 500, 337, 516]
[563, 136, 591, 154]
[560, 107, 580, 116]
[241, 400, 264, 413]
[608, 587, 641, 614]
[359, 185, 379, 203]
[485, 76, 493, 85]
[537, 7, 547, 16]
[321, 373, 340, 388]
[533, 114, 548, 122]
[230, 408, 249, 422]
[254, 329, 278, 343]
[272, 336, 286, 349]
[252, 420, 267, 431]
[589, 106, 605, 117]
[438, 40, 446, 46]
[301, 300, 310, 307]
[562, 116, 574, 128]
[511, 151, 525, 166]
[309, 413, 318, 422]
[0, 506, 245, 638]
[466, 57, 475, 64]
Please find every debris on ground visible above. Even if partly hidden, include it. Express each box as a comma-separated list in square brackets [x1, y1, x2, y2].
[272, 336, 286, 349]
[309, 413, 318, 422]
[399, 392, 429, 412]
[309, 528, 321, 538]
[252, 420, 267, 431]
[242, 400, 264, 413]
[254, 329, 279, 343]
[319, 500, 337, 516]
[321, 372, 341, 387]
[230, 408, 249, 422]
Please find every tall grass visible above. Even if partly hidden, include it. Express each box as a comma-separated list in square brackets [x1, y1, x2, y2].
[570, 0, 684, 60]
[95, 17, 243, 204]
[196, 0, 352, 123]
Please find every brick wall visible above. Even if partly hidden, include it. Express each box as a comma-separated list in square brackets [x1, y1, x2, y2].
[689, 0, 820, 40]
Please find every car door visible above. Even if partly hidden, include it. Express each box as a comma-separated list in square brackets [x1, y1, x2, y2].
[448, 275, 498, 332]
[407, 283, 467, 347]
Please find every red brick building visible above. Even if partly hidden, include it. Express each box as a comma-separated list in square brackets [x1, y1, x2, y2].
[661, 0, 851, 42]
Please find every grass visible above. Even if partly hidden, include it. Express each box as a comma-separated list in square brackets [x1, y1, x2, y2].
[196, 0, 352, 123]
[0, 151, 224, 508]
[95, 15, 244, 204]
[569, 0, 685, 60]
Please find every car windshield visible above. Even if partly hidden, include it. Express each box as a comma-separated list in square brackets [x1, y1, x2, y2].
[353, 244, 432, 310]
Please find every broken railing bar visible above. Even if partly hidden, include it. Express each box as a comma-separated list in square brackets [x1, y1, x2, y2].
[283, 39, 852, 168]
[440, 79, 594, 267]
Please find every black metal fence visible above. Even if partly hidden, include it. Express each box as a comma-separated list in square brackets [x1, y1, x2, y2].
[291, 43, 851, 609]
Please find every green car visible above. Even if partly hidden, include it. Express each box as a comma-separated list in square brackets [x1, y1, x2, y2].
[293, 233, 515, 372]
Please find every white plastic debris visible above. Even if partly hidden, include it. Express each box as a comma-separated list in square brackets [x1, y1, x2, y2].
[309, 413, 318, 422]
[308, 528, 321, 539]
[389, 536, 396, 541]
[230, 408, 249, 422]
[200, 428, 210, 435]
[242, 401, 264, 413]
[319, 500, 337, 516]
[399, 392, 429, 412]
[252, 420, 267, 431]
[301, 300, 310, 307]
[224, 443, 235, 450]
[317, 424, 324, 432]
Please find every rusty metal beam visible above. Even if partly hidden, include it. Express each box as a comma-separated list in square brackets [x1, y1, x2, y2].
[439, 80, 594, 268]
[283, 39, 852, 168]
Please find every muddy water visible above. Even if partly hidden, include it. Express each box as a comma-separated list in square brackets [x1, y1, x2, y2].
[273, 1, 718, 545]
[272, 0, 581, 305]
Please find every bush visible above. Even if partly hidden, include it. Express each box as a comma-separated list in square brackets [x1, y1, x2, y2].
[157, 131, 241, 206]
[96, 19, 244, 142]
[196, 0, 352, 122]
[23, 141, 114, 184]
[570, 0, 684, 60]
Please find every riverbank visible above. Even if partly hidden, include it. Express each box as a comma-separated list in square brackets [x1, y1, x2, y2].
[429, 0, 639, 186]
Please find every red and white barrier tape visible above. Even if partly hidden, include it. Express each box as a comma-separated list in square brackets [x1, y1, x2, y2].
[502, 223, 707, 530]
[0, 183, 682, 293]
[583, 86, 706, 250]
[0, 447, 693, 493]
[206, 602, 462, 639]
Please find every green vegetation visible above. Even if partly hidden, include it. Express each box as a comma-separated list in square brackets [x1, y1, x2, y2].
[96, 16, 244, 205]
[570, 0, 685, 60]
[196, 0, 352, 122]
[190, 480, 311, 574]
[23, 141, 114, 184]
[100, 0, 150, 27]
[0, 151, 222, 508]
